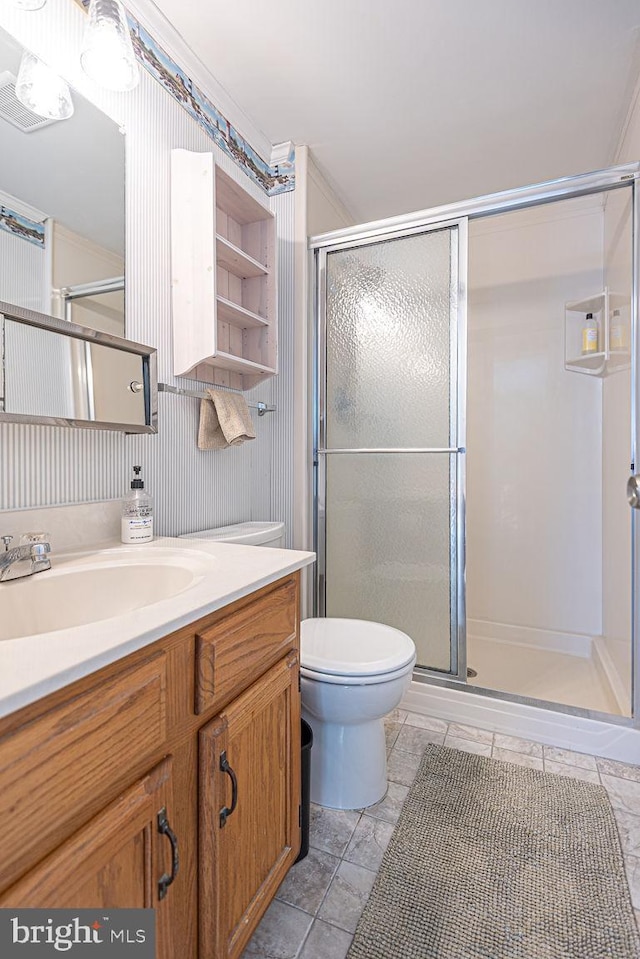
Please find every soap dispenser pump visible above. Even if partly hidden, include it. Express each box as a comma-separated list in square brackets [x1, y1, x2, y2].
[121, 466, 154, 544]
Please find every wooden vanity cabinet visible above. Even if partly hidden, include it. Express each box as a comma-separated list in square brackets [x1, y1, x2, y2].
[0, 573, 301, 959]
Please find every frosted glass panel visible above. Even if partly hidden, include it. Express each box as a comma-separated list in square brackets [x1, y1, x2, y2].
[326, 228, 455, 449]
[325, 454, 454, 671]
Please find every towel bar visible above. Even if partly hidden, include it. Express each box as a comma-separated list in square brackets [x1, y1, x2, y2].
[158, 382, 275, 415]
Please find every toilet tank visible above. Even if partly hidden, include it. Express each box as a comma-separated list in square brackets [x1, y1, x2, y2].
[179, 521, 285, 548]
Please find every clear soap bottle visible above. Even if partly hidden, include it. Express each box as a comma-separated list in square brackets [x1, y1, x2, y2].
[121, 466, 154, 544]
[582, 312, 599, 354]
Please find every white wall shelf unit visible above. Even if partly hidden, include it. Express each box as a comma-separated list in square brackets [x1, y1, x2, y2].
[565, 288, 630, 377]
[170, 150, 277, 391]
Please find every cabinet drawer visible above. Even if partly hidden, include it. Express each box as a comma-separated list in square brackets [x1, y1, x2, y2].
[195, 578, 298, 714]
[0, 652, 167, 891]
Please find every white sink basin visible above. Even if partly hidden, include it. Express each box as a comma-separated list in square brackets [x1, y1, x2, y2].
[0, 546, 213, 640]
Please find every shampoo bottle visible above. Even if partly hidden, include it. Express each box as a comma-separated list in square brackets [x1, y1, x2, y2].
[610, 309, 626, 351]
[582, 312, 599, 354]
[121, 466, 153, 544]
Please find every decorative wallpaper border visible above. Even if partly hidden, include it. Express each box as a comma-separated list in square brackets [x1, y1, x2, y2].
[0, 206, 45, 247]
[124, 11, 295, 196]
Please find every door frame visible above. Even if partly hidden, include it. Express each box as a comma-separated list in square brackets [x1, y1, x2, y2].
[310, 162, 640, 726]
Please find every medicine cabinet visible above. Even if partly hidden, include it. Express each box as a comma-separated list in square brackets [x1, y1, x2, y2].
[564, 288, 630, 376]
[170, 150, 277, 391]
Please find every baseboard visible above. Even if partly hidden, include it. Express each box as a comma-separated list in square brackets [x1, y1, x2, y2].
[400, 681, 640, 764]
[467, 618, 594, 658]
[593, 638, 632, 716]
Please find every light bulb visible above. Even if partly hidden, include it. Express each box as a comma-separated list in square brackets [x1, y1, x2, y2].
[15, 52, 74, 120]
[81, 0, 139, 92]
[12, 0, 47, 9]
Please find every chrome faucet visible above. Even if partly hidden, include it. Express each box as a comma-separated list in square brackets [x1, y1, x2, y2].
[0, 533, 51, 582]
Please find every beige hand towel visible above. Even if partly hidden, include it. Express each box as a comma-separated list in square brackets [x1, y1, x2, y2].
[198, 388, 256, 450]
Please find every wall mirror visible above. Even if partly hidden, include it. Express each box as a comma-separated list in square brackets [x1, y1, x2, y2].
[0, 24, 125, 336]
[0, 301, 157, 433]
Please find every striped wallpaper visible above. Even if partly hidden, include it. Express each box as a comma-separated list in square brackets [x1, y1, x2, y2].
[0, 1, 297, 545]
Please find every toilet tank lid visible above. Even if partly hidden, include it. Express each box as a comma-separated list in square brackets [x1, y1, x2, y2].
[179, 521, 284, 545]
[300, 618, 416, 676]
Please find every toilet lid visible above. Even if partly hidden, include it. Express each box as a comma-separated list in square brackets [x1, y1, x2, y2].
[300, 618, 416, 677]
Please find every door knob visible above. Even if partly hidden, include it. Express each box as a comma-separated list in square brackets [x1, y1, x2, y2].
[627, 475, 640, 508]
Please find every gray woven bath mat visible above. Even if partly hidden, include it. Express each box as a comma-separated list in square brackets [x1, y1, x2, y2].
[347, 744, 640, 959]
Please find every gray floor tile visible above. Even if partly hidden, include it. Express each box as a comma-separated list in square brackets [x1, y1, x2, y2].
[276, 847, 340, 915]
[403, 712, 448, 734]
[395, 724, 445, 755]
[240, 899, 313, 959]
[601, 775, 640, 815]
[492, 746, 544, 771]
[298, 920, 353, 959]
[543, 746, 598, 770]
[493, 733, 543, 758]
[544, 759, 600, 784]
[625, 856, 640, 910]
[445, 735, 492, 757]
[597, 757, 640, 783]
[447, 722, 493, 745]
[385, 721, 402, 751]
[318, 860, 377, 934]
[364, 781, 409, 824]
[386, 708, 407, 724]
[613, 809, 640, 860]
[386, 747, 422, 786]
[344, 815, 395, 872]
[309, 805, 361, 857]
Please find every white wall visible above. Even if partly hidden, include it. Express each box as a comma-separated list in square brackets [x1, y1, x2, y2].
[467, 197, 605, 640]
[0, 1, 295, 544]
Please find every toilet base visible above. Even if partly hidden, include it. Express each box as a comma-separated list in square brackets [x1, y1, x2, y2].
[302, 711, 388, 809]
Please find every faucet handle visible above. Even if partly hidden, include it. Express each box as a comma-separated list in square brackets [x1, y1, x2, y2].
[1, 535, 13, 551]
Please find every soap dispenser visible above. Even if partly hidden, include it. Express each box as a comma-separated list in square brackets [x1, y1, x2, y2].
[121, 466, 153, 544]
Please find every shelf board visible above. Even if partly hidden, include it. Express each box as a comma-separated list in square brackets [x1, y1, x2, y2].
[216, 236, 268, 279]
[208, 351, 275, 376]
[217, 296, 268, 330]
[216, 165, 274, 225]
[566, 352, 606, 370]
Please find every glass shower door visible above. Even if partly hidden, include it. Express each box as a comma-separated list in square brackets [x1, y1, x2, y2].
[315, 220, 466, 676]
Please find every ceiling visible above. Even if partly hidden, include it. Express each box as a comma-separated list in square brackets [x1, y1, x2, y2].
[0, 26, 124, 255]
[150, 0, 640, 223]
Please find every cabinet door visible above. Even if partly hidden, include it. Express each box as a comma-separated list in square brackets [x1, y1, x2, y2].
[200, 652, 301, 959]
[0, 758, 178, 959]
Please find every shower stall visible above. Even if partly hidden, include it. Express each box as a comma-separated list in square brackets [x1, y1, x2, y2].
[311, 163, 639, 727]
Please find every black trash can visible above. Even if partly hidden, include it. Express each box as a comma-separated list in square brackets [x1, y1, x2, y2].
[295, 719, 313, 863]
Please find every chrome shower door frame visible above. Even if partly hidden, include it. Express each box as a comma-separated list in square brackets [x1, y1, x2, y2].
[313, 216, 469, 682]
[311, 161, 640, 724]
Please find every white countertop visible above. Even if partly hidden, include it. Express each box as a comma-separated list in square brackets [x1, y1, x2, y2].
[0, 536, 315, 720]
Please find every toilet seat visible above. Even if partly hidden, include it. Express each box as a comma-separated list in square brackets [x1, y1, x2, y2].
[300, 618, 416, 682]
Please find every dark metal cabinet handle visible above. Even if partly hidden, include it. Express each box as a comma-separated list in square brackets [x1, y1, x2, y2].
[157, 807, 179, 900]
[219, 750, 238, 827]
[628, 475, 640, 508]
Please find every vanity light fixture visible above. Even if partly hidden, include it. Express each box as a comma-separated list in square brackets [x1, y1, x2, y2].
[80, 0, 139, 92]
[15, 51, 74, 120]
[11, 0, 47, 9]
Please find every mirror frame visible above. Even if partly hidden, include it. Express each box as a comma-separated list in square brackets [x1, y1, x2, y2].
[0, 300, 157, 434]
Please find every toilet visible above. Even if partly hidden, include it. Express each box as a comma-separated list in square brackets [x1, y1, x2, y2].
[179, 521, 416, 810]
[301, 618, 416, 810]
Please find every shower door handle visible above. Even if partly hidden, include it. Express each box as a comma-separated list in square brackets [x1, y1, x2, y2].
[627, 475, 640, 508]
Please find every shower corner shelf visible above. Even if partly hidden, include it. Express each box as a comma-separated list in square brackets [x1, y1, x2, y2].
[564, 288, 630, 377]
[170, 149, 278, 392]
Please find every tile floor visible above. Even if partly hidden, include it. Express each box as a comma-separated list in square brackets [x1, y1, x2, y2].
[240, 709, 640, 959]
